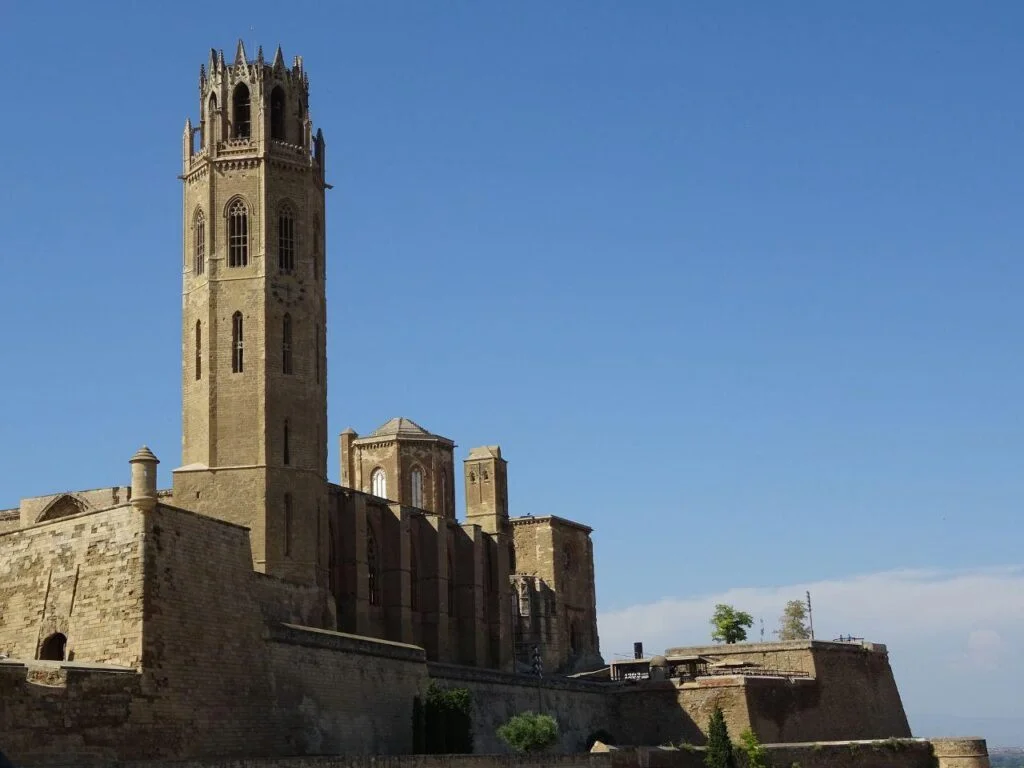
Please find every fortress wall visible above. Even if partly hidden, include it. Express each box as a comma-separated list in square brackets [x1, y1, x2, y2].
[0, 504, 145, 666]
[428, 662, 616, 753]
[138, 504, 279, 760]
[661, 641, 910, 743]
[266, 623, 429, 755]
[121, 756, 614, 768]
[0, 661, 145, 766]
[0, 509, 20, 534]
[252, 572, 333, 628]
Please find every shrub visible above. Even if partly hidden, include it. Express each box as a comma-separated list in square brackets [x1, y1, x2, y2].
[424, 683, 473, 754]
[737, 728, 768, 768]
[497, 711, 559, 753]
[705, 706, 736, 768]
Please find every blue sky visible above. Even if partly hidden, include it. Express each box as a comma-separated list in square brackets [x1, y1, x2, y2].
[2, 1, 1022, 745]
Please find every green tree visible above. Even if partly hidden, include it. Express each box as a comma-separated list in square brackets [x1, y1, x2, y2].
[710, 604, 754, 644]
[777, 599, 810, 641]
[497, 712, 559, 753]
[737, 728, 769, 768]
[704, 706, 736, 768]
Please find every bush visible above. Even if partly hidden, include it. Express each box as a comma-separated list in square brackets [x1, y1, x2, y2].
[497, 711, 559, 753]
[705, 706, 736, 768]
[424, 683, 473, 754]
[737, 728, 768, 768]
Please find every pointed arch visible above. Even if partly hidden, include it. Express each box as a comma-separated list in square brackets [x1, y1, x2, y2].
[192, 208, 205, 274]
[36, 494, 89, 523]
[410, 466, 424, 509]
[371, 468, 387, 499]
[270, 85, 286, 140]
[232, 82, 251, 139]
[227, 198, 249, 267]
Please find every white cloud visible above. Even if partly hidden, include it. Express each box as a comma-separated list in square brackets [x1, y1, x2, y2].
[597, 564, 1024, 726]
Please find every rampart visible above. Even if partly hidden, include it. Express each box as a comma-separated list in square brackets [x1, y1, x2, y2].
[428, 663, 615, 753]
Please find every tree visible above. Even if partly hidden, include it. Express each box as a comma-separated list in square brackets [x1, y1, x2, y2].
[737, 728, 769, 768]
[777, 598, 810, 641]
[704, 706, 736, 768]
[710, 604, 753, 644]
[497, 712, 559, 753]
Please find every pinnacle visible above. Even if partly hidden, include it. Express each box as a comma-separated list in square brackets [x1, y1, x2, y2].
[273, 44, 285, 70]
[234, 38, 247, 67]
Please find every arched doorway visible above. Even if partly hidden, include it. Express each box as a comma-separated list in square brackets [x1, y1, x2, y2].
[39, 632, 66, 661]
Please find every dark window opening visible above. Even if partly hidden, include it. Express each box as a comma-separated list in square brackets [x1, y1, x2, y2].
[284, 493, 292, 557]
[231, 312, 244, 373]
[39, 633, 66, 661]
[195, 321, 202, 380]
[228, 200, 248, 267]
[232, 83, 251, 139]
[270, 86, 286, 140]
[283, 314, 293, 374]
[278, 206, 295, 273]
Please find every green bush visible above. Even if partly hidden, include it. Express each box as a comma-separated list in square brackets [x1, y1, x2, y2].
[424, 683, 473, 754]
[737, 728, 768, 768]
[705, 706, 736, 768]
[497, 711, 559, 753]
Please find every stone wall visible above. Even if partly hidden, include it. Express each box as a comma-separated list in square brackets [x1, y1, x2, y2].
[656, 641, 911, 743]
[122, 757, 612, 768]
[0, 504, 145, 666]
[428, 662, 615, 754]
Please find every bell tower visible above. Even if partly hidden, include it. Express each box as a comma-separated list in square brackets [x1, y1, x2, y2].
[173, 41, 330, 589]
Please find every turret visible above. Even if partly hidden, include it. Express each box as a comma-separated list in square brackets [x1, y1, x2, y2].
[464, 446, 509, 535]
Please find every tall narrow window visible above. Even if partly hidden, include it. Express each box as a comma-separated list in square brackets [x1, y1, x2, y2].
[232, 83, 251, 139]
[193, 210, 205, 275]
[283, 419, 290, 465]
[367, 527, 380, 606]
[284, 493, 292, 557]
[195, 321, 202, 380]
[371, 468, 386, 499]
[440, 470, 447, 516]
[278, 204, 295, 273]
[282, 314, 293, 374]
[270, 86, 286, 140]
[231, 312, 244, 372]
[207, 93, 217, 147]
[228, 200, 248, 267]
[411, 467, 424, 509]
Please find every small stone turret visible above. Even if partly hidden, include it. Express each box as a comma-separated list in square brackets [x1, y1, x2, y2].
[129, 446, 159, 512]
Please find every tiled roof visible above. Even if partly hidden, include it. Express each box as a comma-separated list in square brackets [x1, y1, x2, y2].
[369, 417, 431, 438]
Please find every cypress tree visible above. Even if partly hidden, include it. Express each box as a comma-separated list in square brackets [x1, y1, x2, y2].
[705, 706, 736, 768]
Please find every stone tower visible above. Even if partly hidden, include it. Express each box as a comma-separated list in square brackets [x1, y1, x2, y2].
[464, 446, 508, 535]
[173, 41, 330, 589]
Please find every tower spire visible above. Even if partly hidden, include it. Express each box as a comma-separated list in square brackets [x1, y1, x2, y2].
[234, 38, 248, 67]
[272, 44, 285, 72]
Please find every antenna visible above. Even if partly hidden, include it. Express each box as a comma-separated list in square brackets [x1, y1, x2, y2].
[806, 590, 815, 640]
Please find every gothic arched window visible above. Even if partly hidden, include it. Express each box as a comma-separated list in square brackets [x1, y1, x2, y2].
[232, 83, 251, 139]
[367, 527, 380, 606]
[206, 93, 218, 146]
[282, 314, 293, 374]
[228, 199, 248, 267]
[270, 86, 286, 141]
[193, 209, 205, 274]
[231, 312, 244, 373]
[195, 321, 202, 381]
[278, 204, 295, 273]
[371, 468, 387, 499]
[411, 467, 424, 508]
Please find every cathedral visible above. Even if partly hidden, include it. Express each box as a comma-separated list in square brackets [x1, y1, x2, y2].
[0, 41, 602, 677]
